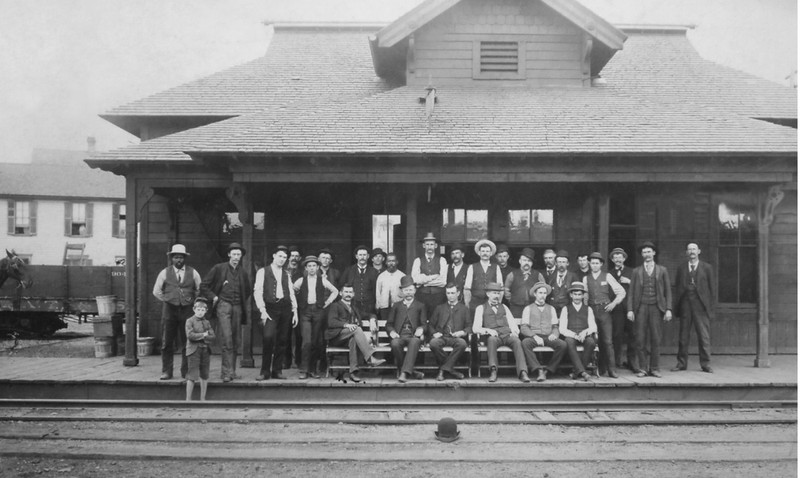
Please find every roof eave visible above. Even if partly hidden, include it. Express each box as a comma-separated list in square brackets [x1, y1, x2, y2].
[375, 0, 461, 48]
[541, 0, 627, 50]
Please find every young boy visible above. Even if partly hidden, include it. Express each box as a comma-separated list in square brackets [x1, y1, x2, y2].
[185, 297, 215, 400]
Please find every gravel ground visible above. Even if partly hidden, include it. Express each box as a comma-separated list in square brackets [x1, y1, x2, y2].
[0, 320, 95, 358]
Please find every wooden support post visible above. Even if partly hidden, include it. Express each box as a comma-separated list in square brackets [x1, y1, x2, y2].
[597, 193, 610, 256]
[755, 185, 785, 368]
[227, 184, 255, 368]
[405, 186, 418, 273]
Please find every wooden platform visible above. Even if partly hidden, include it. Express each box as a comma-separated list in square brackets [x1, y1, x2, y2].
[0, 354, 795, 403]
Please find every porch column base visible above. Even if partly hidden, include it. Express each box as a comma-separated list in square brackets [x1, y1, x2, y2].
[123, 357, 140, 367]
[753, 357, 771, 368]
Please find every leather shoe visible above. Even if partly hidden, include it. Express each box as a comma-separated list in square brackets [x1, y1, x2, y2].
[271, 372, 286, 380]
[222, 376, 232, 383]
[635, 371, 647, 377]
[436, 371, 445, 381]
[670, 366, 686, 372]
[488, 368, 498, 383]
[650, 370, 662, 378]
[368, 357, 386, 367]
[580, 372, 591, 381]
[308, 371, 320, 379]
[701, 366, 714, 373]
[255, 375, 267, 381]
[448, 370, 465, 380]
[298, 372, 308, 379]
[607, 369, 618, 379]
[537, 369, 547, 382]
[159, 373, 172, 380]
[350, 372, 362, 383]
[398, 372, 408, 383]
[412, 371, 425, 380]
[519, 370, 531, 383]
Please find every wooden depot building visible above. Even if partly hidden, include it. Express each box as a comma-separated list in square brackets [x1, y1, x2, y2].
[87, 0, 797, 368]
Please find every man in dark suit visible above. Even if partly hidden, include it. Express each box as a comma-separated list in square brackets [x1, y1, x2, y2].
[547, 249, 578, 316]
[339, 245, 379, 320]
[609, 248, 634, 369]
[325, 283, 386, 382]
[446, 243, 468, 301]
[388, 275, 428, 382]
[627, 241, 673, 378]
[672, 242, 716, 373]
[317, 248, 341, 289]
[428, 283, 470, 380]
[199, 242, 252, 382]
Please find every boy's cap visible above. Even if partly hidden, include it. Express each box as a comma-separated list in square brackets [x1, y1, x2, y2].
[194, 297, 210, 307]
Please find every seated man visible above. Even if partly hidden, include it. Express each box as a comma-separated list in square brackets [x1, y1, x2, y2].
[472, 282, 530, 383]
[558, 282, 596, 381]
[428, 283, 470, 380]
[520, 282, 567, 382]
[388, 276, 428, 383]
[324, 283, 385, 382]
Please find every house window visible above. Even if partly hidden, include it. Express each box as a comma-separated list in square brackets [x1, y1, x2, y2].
[508, 209, 554, 244]
[473, 41, 525, 80]
[442, 209, 488, 243]
[112, 203, 126, 238]
[65, 202, 93, 237]
[7, 200, 36, 235]
[372, 215, 402, 252]
[717, 201, 757, 303]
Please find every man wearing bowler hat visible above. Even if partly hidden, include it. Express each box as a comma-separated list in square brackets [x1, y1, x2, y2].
[520, 281, 566, 382]
[292, 255, 339, 379]
[411, 233, 448, 318]
[609, 247, 634, 369]
[446, 243, 468, 300]
[627, 241, 673, 378]
[473, 282, 530, 383]
[253, 245, 299, 380]
[153, 244, 202, 380]
[200, 242, 252, 382]
[340, 245, 379, 319]
[547, 249, 578, 315]
[388, 275, 428, 382]
[463, 239, 503, 315]
[559, 282, 596, 381]
[583, 252, 626, 378]
[428, 283, 470, 380]
[504, 247, 545, 318]
[672, 241, 716, 373]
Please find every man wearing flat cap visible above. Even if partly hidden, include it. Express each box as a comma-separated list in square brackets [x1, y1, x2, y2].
[473, 282, 530, 383]
[520, 281, 566, 382]
[504, 247, 545, 318]
[547, 249, 578, 316]
[583, 252, 626, 378]
[411, 233, 448, 318]
[340, 245, 379, 320]
[558, 282, 596, 381]
[292, 255, 339, 379]
[153, 244, 202, 380]
[464, 239, 504, 316]
[627, 241, 672, 378]
[388, 275, 428, 382]
[253, 245, 298, 381]
[428, 283, 470, 380]
[609, 247, 634, 369]
[200, 242, 252, 382]
[446, 244, 468, 301]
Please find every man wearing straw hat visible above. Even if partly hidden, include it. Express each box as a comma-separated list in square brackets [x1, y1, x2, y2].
[463, 239, 503, 315]
[411, 232, 448, 318]
[153, 244, 201, 380]
[292, 255, 339, 379]
[520, 281, 566, 382]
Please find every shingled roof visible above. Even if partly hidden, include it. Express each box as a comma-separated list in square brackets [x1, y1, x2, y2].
[0, 153, 125, 199]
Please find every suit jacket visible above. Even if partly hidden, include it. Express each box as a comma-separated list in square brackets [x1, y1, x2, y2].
[627, 263, 672, 314]
[610, 266, 633, 313]
[324, 300, 361, 341]
[200, 262, 252, 324]
[674, 260, 715, 318]
[547, 270, 579, 306]
[428, 301, 470, 337]
[340, 264, 379, 307]
[386, 299, 427, 337]
[185, 315, 215, 356]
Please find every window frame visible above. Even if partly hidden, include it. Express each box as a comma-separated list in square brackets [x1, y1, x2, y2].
[7, 199, 37, 236]
[507, 208, 555, 245]
[713, 196, 758, 305]
[112, 202, 126, 238]
[64, 201, 93, 237]
[441, 208, 489, 244]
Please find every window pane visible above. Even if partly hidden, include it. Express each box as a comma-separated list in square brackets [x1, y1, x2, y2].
[738, 247, 757, 303]
[442, 208, 466, 242]
[15, 201, 29, 228]
[465, 209, 488, 242]
[738, 210, 757, 245]
[532, 209, 554, 244]
[718, 247, 739, 302]
[72, 203, 86, 223]
[119, 204, 126, 217]
[508, 210, 530, 242]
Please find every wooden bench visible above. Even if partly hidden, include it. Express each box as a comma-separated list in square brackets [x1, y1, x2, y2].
[326, 318, 471, 378]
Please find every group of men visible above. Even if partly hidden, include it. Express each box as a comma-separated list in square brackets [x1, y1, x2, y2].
[152, 234, 715, 383]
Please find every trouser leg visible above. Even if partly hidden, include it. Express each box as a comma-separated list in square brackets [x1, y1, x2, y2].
[593, 306, 614, 372]
[521, 337, 543, 371]
[272, 304, 292, 374]
[582, 335, 596, 369]
[402, 337, 421, 374]
[543, 336, 567, 373]
[690, 295, 712, 368]
[504, 335, 527, 375]
[307, 307, 325, 373]
[160, 303, 177, 375]
[259, 307, 278, 376]
[428, 337, 448, 367]
[299, 309, 313, 373]
[611, 308, 626, 366]
[564, 337, 585, 373]
[440, 337, 467, 372]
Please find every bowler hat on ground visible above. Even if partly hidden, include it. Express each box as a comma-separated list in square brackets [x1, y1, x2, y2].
[639, 241, 658, 254]
[228, 242, 246, 256]
[609, 247, 628, 260]
[485, 282, 504, 292]
[529, 281, 552, 297]
[371, 248, 387, 259]
[588, 252, 605, 263]
[556, 249, 570, 260]
[167, 244, 190, 257]
[421, 232, 439, 243]
[434, 417, 461, 443]
[301, 255, 321, 267]
[519, 247, 536, 262]
[568, 281, 586, 293]
[399, 275, 416, 289]
[474, 239, 497, 256]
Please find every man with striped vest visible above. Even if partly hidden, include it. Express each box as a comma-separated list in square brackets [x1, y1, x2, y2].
[153, 244, 201, 380]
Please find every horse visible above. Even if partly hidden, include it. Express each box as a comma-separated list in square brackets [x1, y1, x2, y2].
[0, 249, 33, 289]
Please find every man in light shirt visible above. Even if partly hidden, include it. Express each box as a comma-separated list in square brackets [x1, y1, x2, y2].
[292, 255, 338, 379]
[473, 282, 529, 383]
[559, 282, 596, 382]
[376, 252, 406, 323]
[253, 245, 298, 381]
[463, 239, 503, 316]
[520, 281, 565, 382]
[583, 252, 626, 378]
[411, 232, 448, 318]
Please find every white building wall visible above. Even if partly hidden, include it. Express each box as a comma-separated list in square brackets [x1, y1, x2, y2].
[1, 198, 125, 265]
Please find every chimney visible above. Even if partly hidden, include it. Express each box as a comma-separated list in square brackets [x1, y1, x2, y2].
[87, 136, 96, 154]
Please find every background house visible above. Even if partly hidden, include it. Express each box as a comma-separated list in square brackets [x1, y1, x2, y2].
[1, 140, 126, 265]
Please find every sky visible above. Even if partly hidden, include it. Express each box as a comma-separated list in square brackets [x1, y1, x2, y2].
[0, 0, 796, 163]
